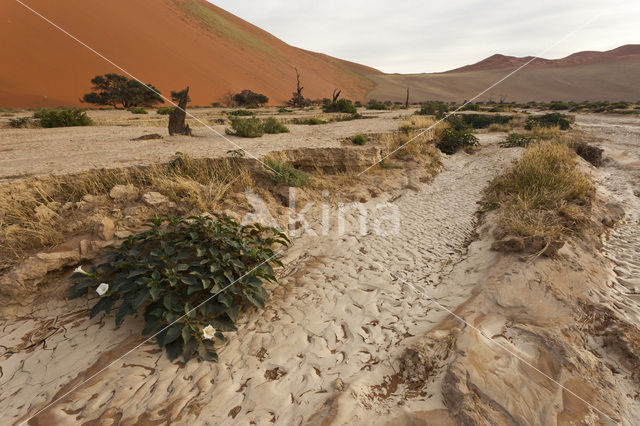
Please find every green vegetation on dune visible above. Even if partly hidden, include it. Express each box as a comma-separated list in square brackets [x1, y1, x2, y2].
[173, 0, 286, 61]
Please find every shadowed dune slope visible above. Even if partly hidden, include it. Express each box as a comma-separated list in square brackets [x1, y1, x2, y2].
[0, 0, 379, 107]
[369, 45, 640, 103]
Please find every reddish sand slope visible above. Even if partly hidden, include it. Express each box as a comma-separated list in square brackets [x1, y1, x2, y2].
[447, 44, 640, 73]
[369, 45, 640, 103]
[0, 0, 379, 107]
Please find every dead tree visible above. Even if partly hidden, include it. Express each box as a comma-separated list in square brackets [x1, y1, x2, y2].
[288, 68, 307, 107]
[405, 87, 410, 109]
[331, 88, 341, 103]
[168, 86, 192, 136]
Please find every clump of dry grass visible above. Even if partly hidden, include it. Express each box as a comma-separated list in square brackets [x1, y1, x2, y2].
[379, 120, 446, 168]
[487, 140, 594, 254]
[487, 123, 512, 132]
[0, 155, 255, 267]
[399, 116, 436, 133]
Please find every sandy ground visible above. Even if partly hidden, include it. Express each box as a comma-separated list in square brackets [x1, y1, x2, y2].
[0, 108, 404, 179]
[0, 134, 517, 425]
[1, 113, 639, 425]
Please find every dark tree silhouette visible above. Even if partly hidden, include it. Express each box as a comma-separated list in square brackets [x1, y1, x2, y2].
[82, 73, 164, 109]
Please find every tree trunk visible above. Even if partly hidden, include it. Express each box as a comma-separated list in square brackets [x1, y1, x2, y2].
[168, 86, 192, 136]
[405, 87, 410, 109]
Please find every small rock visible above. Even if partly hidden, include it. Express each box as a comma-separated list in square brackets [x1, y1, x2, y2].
[115, 229, 132, 239]
[61, 202, 74, 212]
[94, 216, 115, 240]
[142, 192, 169, 206]
[602, 203, 625, 227]
[109, 184, 139, 203]
[335, 378, 344, 391]
[82, 194, 96, 203]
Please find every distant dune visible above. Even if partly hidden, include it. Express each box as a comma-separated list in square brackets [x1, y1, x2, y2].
[0, 0, 379, 107]
[368, 45, 640, 103]
[1, 0, 638, 107]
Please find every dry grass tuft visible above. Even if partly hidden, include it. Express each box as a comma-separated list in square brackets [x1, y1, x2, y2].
[0, 155, 255, 267]
[487, 140, 594, 254]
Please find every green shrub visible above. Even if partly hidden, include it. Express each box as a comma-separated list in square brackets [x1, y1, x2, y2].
[323, 99, 357, 114]
[69, 215, 288, 362]
[233, 90, 269, 108]
[229, 109, 255, 117]
[416, 102, 449, 118]
[291, 117, 326, 125]
[436, 128, 479, 154]
[351, 134, 366, 145]
[264, 158, 310, 187]
[455, 114, 513, 129]
[263, 117, 289, 134]
[278, 107, 292, 113]
[128, 107, 148, 114]
[501, 133, 534, 148]
[33, 108, 93, 128]
[525, 113, 571, 130]
[460, 103, 480, 111]
[226, 117, 264, 137]
[547, 102, 570, 110]
[157, 107, 174, 115]
[366, 101, 389, 110]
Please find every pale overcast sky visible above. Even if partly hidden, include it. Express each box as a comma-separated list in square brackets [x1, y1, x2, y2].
[210, 0, 639, 73]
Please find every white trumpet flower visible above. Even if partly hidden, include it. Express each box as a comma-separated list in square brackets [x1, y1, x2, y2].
[74, 265, 89, 275]
[202, 325, 216, 340]
[96, 283, 109, 296]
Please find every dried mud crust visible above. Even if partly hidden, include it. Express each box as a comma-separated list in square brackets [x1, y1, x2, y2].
[0, 139, 518, 424]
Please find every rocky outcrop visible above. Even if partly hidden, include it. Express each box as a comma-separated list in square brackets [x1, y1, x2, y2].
[109, 184, 139, 203]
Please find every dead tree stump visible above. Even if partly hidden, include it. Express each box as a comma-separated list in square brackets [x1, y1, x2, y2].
[168, 86, 192, 136]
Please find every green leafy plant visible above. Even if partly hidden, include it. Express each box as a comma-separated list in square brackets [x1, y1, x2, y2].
[128, 107, 148, 114]
[263, 117, 289, 134]
[525, 113, 572, 130]
[351, 134, 366, 145]
[69, 215, 289, 362]
[226, 117, 264, 138]
[7, 116, 37, 128]
[264, 158, 310, 186]
[453, 114, 513, 129]
[436, 128, 479, 154]
[33, 108, 93, 128]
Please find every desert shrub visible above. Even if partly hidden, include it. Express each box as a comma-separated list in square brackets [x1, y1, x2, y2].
[263, 158, 310, 187]
[233, 90, 269, 108]
[351, 134, 366, 145]
[128, 107, 148, 114]
[291, 117, 326, 125]
[547, 102, 570, 110]
[366, 101, 389, 110]
[525, 113, 571, 130]
[323, 99, 357, 114]
[263, 117, 289, 134]
[334, 113, 363, 122]
[568, 141, 603, 167]
[226, 117, 264, 137]
[487, 123, 512, 132]
[456, 114, 513, 129]
[229, 109, 255, 117]
[436, 128, 479, 154]
[33, 108, 93, 128]
[82, 73, 164, 108]
[501, 132, 534, 148]
[278, 107, 292, 113]
[7, 116, 37, 128]
[416, 102, 448, 118]
[157, 107, 174, 115]
[460, 103, 480, 111]
[69, 215, 288, 362]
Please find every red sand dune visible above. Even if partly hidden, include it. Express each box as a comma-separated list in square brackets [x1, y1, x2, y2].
[0, 0, 379, 107]
[446, 44, 640, 73]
